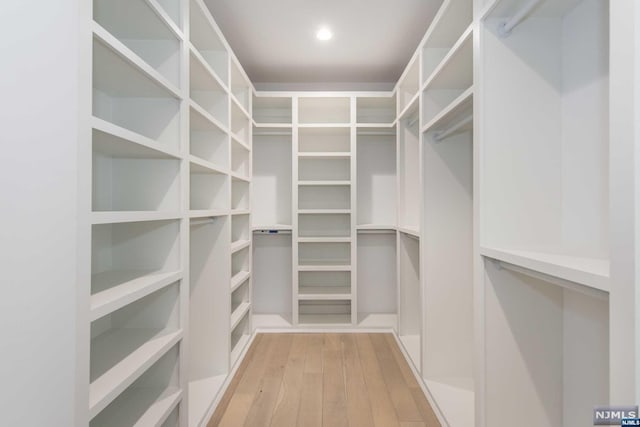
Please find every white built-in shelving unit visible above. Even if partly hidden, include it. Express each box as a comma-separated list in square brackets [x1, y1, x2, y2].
[86, 0, 253, 425]
[40, 0, 634, 425]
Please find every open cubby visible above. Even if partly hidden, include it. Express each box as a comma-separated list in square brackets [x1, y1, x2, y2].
[298, 300, 352, 324]
[230, 310, 251, 364]
[298, 185, 350, 210]
[231, 103, 251, 146]
[299, 242, 350, 266]
[356, 131, 397, 226]
[189, 106, 228, 169]
[231, 61, 251, 112]
[398, 115, 421, 232]
[299, 214, 351, 238]
[93, 37, 180, 151]
[422, 31, 473, 126]
[481, 0, 610, 270]
[161, 407, 180, 427]
[91, 220, 180, 296]
[298, 127, 350, 153]
[299, 271, 351, 297]
[190, 169, 228, 211]
[421, 0, 472, 84]
[231, 141, 250, 178]
[189, 215, 229, 427]
[231, 280, 250, 318]
[253, 96, 292, 124]
[232, 214, 250, 243]
[154, 0, 181, 29]
[252, 234, 292, 319]
[298, 158, 350, 181]
[357, 233, 396, 317]
[90, 344, 181, 427]
[90, 283, 180, 403]
[356, 97, 396, 124]
[231, 179, 250, 211]
[484, 260, 609, 427]
[252, 130, 292, 227]
[398, 233, 421, 371]
[298, 97, 351, 124]
[92, 145, 180, 212]
[232, 246, 250, 278]
[190, 52, 228, 125]
[397, 58, 419, 114]
[93, 0, 181, 88]
[189, 0, 228, 84]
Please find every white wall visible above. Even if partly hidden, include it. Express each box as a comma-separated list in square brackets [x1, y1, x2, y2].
[0, 1, 84, 425]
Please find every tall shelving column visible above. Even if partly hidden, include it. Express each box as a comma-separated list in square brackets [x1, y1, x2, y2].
[355, 95, 398, 329]
[295, 96, 355, 326]
[477, 0, 611, 426]
[251, 94, 294, 328]
[88, 0, 186, 425]
[186, 0, 230, 425]
[419, 0, 475, 425]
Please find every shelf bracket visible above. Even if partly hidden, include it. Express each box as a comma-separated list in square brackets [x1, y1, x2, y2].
[497, 0, 543, 37]
[433, 115, 473, 142]
[490, 258, 609, 301]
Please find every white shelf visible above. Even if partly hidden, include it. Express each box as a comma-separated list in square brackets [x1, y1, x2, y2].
[188, 44, 227, 93]
[423, 26, 473, 92]
[231, 94, 251, 121]
[298, 237, 351, 243]
[396, 91, 420, 122]
[188, 376, 226, 427]
[298, 286, 351, 300]
[89, 329, 182, 419]
[398, 335, 421, 371]
[357, 313, 398, 329]
[397, 227, 420, 238]
[357, 224, 396, 231]
[190, 155, 227, 175]
[252, 314, 293, 329]
[91, 211, 181, 224]
[189, 210, 227, 219]
[253, 122, 293, 128]
[231, 209, 250, 216]
[298, 313, 352, 325]
[231, 134, 251, 152]
[91, 270, 181, 321]
[424, 378, 474, 427]
[298, 209, 351, 215]
[480, 246, 610, 293]
[421, 87, 473, 135]
[231, 239, 251, 253]
[298, 123, 351, 128]
[189, 100, 228, 135]
[230, 333, 251, 366]
[298, 264, 352, 272]
[297, 152, 351, 159]
[298, 180, 350, 186]
[252, 224, 292, 231]
[230, 271, 251, 292]
[230, 302, 251, 330]
[92, 117, 180, 160]
[91, 387, 182, 427]
[230, 172, 251, 183]
[92, 22, 181, 99]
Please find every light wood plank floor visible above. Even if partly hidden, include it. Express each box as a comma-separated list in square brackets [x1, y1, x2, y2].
[208, 333, 441, 427]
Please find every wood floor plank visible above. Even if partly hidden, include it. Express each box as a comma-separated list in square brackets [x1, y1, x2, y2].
[216, 334, 276, 427]
[370, 333, 423, 422]
[244, 334, 294, 427]
[355, 334, 401, 427]
[304, 333, 324, 374]
[269, 334, 309, 426]
[341, 334, 375, 427]
[410, 388, 442, 427]
[297, 373, 323, 427]
[208, 334, 263, 427]
[322, 334, 348, 427]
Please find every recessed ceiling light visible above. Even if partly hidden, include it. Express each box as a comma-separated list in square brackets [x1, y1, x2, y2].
[316, 27, 333, 41]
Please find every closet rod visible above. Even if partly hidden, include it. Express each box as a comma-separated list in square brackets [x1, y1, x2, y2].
[497, 0, 542, 37]
[434, 115, 473, 142]
[491, 259, 608, 301]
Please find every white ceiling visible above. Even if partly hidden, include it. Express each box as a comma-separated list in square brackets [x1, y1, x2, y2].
[204, 0, 442, 90]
